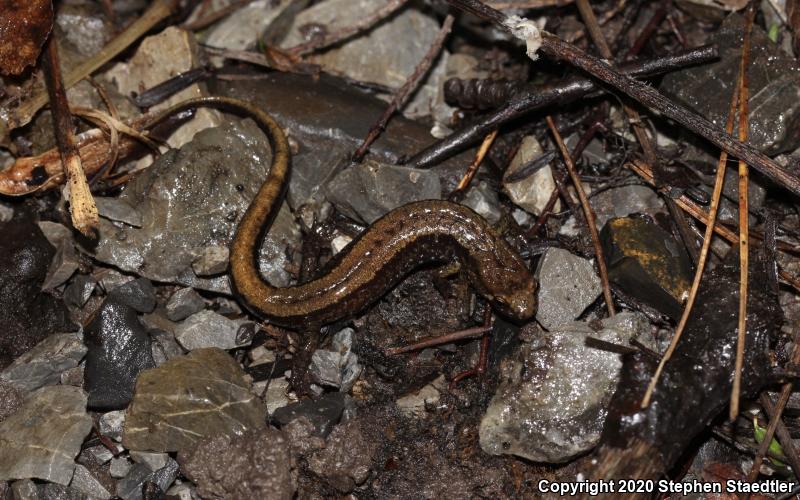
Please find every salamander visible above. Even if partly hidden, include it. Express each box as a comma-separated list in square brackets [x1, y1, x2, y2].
[148, 96, 537, 328]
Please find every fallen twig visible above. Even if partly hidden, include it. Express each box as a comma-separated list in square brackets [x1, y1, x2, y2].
[352, 14, 454, 162]
[547, 116, 616, 315]
[449, 130, 498, 199]
[42, 36, 98, 237]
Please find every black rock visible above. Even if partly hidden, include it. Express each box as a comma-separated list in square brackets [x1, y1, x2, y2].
[0, 216, 74, 369]
[84, 297, 155, 410]
[272, 392, 346, 437]
[108, 278, 156, 313]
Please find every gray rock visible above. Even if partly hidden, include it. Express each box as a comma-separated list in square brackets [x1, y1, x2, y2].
[69, 464, 111, 499]
[60, 364, 85, 388]
[11, 479, 38, 500]
[83, 446, 113, 465]
[535, 248, 602, 330]
[109, 457, 132, 479]
[129, 451, 168, 472]
[178, 428, 295, 500]
[98, 411, 125, 442]
[308, 418, 379, 493]
[107, 278, 156, 314]
[165, 482, 196, 500]
[64, 275, 97, 308]
[310, 328, 362, 392]
[0, 202, 13, 223]
[116, 459, 179, 500]
[95, 269, 134, 293]
[165, 288, 205, 321]
[661, 14, 800, 154]
[462, 181, 501, 224]
[174, 310, 251, 351]
[0, 380, 23, 423]
[149, 329, 184, 366]
[281, 0, 447, 120]
[503, 136, 559, 215]
[95, 197, 143, 227]
[0, 386, 92, 484]
[324, 159, 441, 224]
[1, 333, 86, 392]
[123, 349, 266, 453]
[90, 119, 301, 294]
[479, 313, 649, 463]
[37, 221, 79, 290]
[190, 245, 228, 277]
[38, 483, 87, 500]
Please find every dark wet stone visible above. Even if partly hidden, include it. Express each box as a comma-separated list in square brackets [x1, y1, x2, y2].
[534, 248, 602, 330]
[601, 216, 693, 319]
[0, 380, 23, 423]
[91, 119, 301, 294]
[661, 14, 800, 154]
[324, 159, 441, 224]
[1, 332, 86, 392]
[165, 288, 205, 321]
[84, 298, 155, 410]
[0, 218, 74, 369]
[0, 386, 92, 485]
[37, 221, 80, 291]
[272, 392, 345, 437]
[308, 417, 380, 493]
[115, 459, 178, 500]
[595, 256, 782, 476]
[479, 313, 649, 463]
[123, 348, 265, 453]
[108, 278, 156, 314]
[64, 275, 97, 308]
[178, 428, 295, 500]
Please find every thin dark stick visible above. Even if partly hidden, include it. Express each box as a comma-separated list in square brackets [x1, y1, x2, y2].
[759, 392, 800, 479]
[444, 0, 800, 198]
[624, 5, 667, 60]
[547, 116, 616, 315]
[385, 324, 493, 355]
[407, 45, 718, 168]
[352, 14, 454, 163]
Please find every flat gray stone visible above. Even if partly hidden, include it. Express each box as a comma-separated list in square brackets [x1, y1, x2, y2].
[90, 119, 301, 294]
[95, 197, 143, 227]
[190, 245, 229, 277]
[109, 457, 132, 479]
[0, 386, 92, 484]
[535, 248, 602, 330]
[462, 181, 501, 224]
[174, 310, 251, 351]
[123, 348, 266, 453]
[479, 313, 649, 463]
[503, 135, 559, 215]
[130, 450, 169, 472]
[1, 333, 86, 392]
[11, 479, 39, 500]
[37, 221, 80, 291]
[324, 159, 441, 224]
[98, 410, 125, 442]
[165, 288, 205, 321]
[116, 458, 179, 500]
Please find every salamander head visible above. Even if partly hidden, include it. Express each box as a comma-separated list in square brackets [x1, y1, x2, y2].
[492, 274, 538, 321]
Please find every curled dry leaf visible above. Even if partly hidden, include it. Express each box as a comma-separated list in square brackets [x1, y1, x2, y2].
[0, 0, 54, 75]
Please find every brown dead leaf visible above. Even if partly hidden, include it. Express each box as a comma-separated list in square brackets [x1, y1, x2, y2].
[0, 0, 53, 75]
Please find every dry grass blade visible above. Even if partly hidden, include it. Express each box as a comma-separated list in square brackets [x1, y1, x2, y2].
[449, 130, 498, 199]
[546, 116, 616, 316]
[641, 9, 754, 409]
[731, 4, 755, 421]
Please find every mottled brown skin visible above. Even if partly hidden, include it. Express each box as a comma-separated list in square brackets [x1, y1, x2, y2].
[157, 97, 538, 328]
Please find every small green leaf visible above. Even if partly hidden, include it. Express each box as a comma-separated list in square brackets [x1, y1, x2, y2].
[768, 24, 780, 43]
[754, 417, 787, 467]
